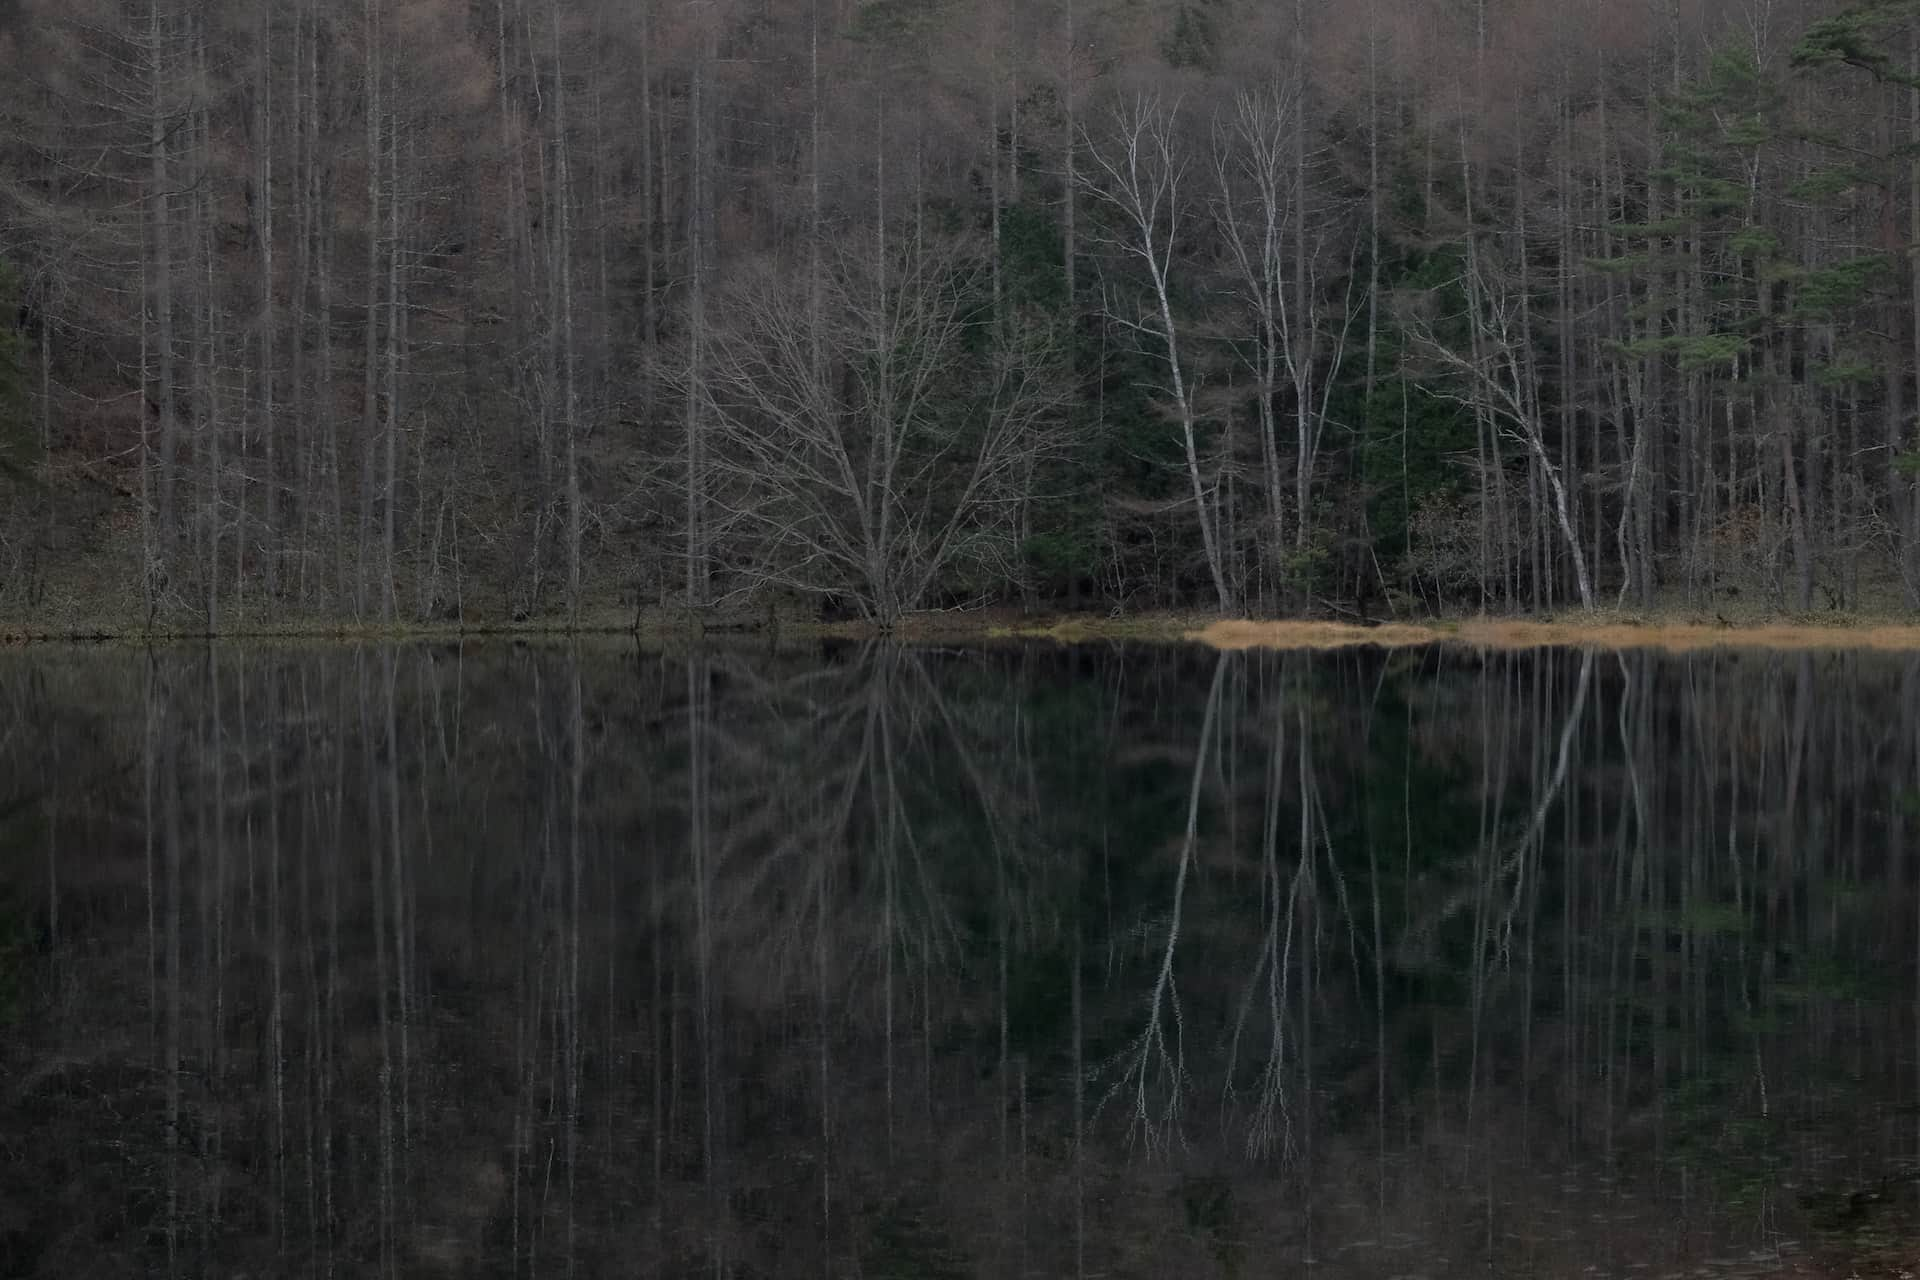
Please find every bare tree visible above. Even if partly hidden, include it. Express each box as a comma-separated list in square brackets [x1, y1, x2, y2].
[1406, 246, 1596, 610]
[1082, 95, 1233, 610]
[1093, 651, 1225, 1152]
[693, 237, 1067, 625]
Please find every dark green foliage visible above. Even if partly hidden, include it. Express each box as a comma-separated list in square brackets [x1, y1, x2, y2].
[0, 903, 26, 1027]
[1728, 225, 1783, 258]
[1793, 0, 1920, 84]
[999, 202, 1067, 314]
[847, 0, 945, 46]
[1787, 167, 1868, 201]
[1814, 355, 1880, 387]
[1793, 255, 1890, 318]
[0, 259, 34, 484]
[1602, 40, 1893, 429]
[1161, 3, 1218, 70]
[1356, 376, 1476, 571]
[1177, 1174, 1244, 1273]
[1021, 526, 1097, 593]
[1349, 246, 1477, 569]
[863, 1198, 972, 1280]
[1616, 333, 1750, 372]
[987, 201, 1102, 594]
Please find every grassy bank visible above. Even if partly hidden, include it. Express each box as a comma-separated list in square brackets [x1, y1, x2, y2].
[1190, 615, 1920, 652]
[9, 603, 1920, 651]
[945, 606, 1920, 651]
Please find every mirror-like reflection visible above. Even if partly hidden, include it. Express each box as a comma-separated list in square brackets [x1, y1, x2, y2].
[2, 642, 1916, 1277]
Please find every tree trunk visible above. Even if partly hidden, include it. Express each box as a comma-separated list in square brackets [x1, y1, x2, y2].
[1290, 0, 1314, 600]
[1782, 427, 1813, 611]
[551, 0, 583, 621]
[684, 15, 714, 614]
[290, 0, 314, 606]
[1908, 28, 1920, 601]
[381, 103, 401, 623]
[358, 0, 381, 621]
[193, 48, 218, 633]
[257, 0, 278, 601]
[150, 0, 178, 604]
[1083, 99, 1232, 610]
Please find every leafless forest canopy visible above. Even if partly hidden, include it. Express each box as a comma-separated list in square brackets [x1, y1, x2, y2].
[5, 0, 1920, 625]
[3, 642, 1918, 1274]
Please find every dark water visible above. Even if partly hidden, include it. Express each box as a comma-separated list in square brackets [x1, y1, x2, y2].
[2, 642, 1918, 1278]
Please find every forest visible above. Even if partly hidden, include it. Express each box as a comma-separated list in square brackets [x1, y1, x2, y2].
[4, 0, 1920, 628]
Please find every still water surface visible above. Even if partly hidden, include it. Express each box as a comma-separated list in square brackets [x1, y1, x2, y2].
[2, 642, 1917, 1277]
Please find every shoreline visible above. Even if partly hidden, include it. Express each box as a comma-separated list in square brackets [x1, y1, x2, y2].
[8, 606, 1920, 651]
[1187, 616, 1920, 652]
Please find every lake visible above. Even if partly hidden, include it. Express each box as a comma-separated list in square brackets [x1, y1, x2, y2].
[1, 641, 1916, 1277]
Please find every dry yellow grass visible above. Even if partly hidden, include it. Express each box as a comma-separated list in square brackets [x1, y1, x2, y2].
[1187, 616, 1920, 653]
[12, 601, 1920, 654]
[1192, 619, 1445, 650]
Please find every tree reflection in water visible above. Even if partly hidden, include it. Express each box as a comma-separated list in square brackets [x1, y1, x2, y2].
[0, 641, 1916, 1277]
